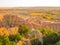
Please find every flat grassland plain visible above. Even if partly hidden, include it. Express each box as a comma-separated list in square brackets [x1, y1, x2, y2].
[0, 7, 60, 45]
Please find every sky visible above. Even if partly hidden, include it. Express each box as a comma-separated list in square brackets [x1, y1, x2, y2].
[0, 0, 60, 7]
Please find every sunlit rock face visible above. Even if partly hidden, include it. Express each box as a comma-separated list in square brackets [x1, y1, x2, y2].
[41, 21, 60, 32]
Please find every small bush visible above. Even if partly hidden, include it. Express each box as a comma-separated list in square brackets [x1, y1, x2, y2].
[0, 35, 10, 45]
[39, 28, 60, 45]
[8, 33, 22, 42]
[55, 41, 60, 45]
[39, 28, 58, 35]
[43, 33, 60, 45]
[18, 24, 30, 36]
[31, 38, 42, 45]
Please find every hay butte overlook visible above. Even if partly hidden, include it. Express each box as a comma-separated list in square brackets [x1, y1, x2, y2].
[0, 7, 60, 32]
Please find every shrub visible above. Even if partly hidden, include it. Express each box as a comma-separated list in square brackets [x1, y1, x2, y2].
[39, 28, 60, 45]
[0, 33, 22, 45]
[0, 35, 10, 45]
[43, 33, 60, 45]
[8, 33, 22, 42]
[18, 24, 30, 36]
[39, 28, 58, 35]
[31, 38, 42, 45]
[55, 41, 60, 45]
[9, 41, 16, 45]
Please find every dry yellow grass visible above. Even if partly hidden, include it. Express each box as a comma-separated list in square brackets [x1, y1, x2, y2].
[0, 27, 18, 36]
[0, 15, 3, 20]
[30, 13, 46, 16]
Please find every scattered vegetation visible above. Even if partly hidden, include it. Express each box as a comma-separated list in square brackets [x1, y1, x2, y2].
[0, 35, 16, 45]
[18, 24, 30, 36]
[8, 33, 22, 42]
[0, 24, 60, 45]
[31, 38, 42, 45]
[39, 28, 60, 45]
[0, 10, 60, 45]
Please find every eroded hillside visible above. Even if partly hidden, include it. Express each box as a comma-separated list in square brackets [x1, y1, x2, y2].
[0, 7, 60, 45]
[0, 7, 60, 32]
